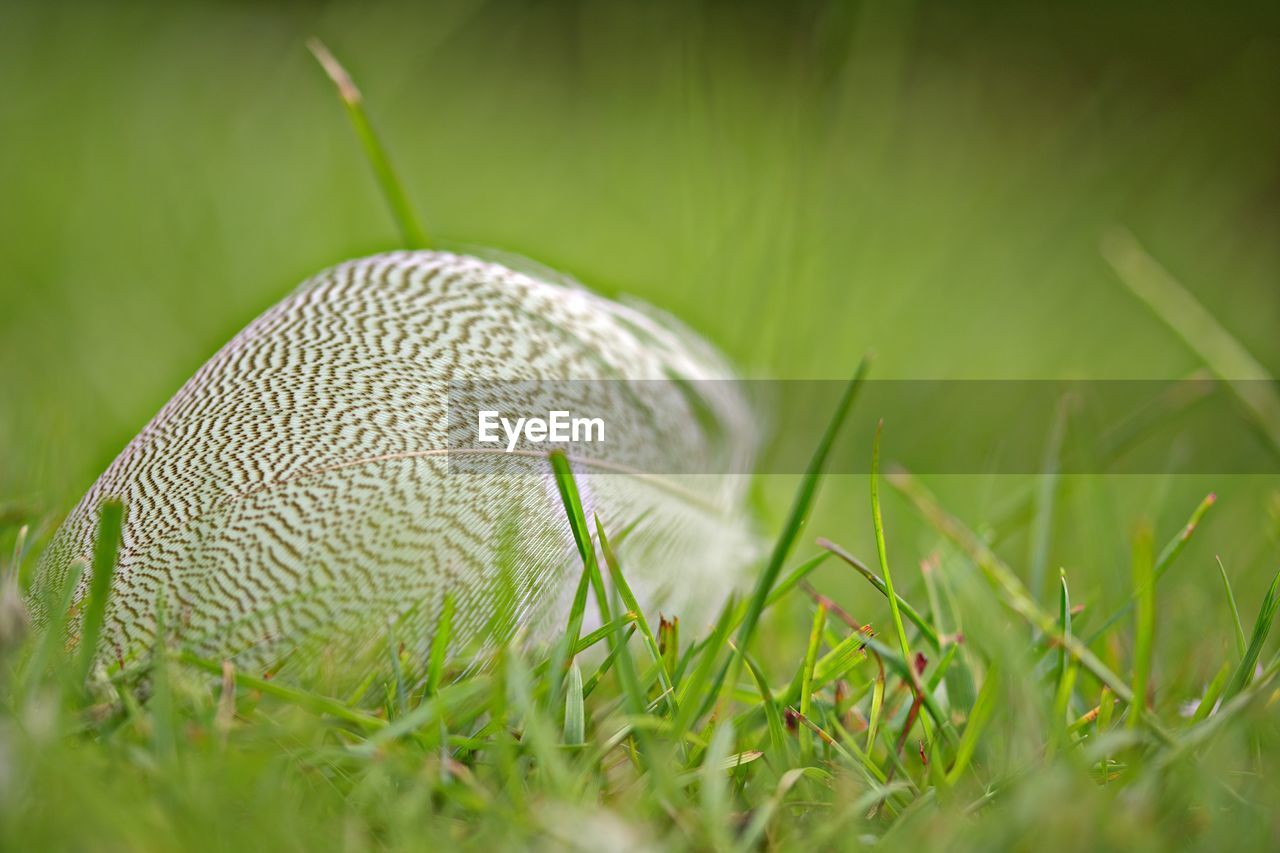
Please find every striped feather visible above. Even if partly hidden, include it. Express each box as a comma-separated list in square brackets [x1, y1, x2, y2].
[33, 251, 759, 670]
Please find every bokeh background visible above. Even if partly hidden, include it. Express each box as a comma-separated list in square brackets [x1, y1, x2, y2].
[2, 1, 1278, 672]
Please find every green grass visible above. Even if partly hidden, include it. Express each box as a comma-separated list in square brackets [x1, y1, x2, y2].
[2, 3, 1279, 849]
[306, 38, 430, 251]
[4, 411, 1280, 850]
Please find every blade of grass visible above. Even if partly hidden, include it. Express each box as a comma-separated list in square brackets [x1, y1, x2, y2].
[792, 708, 889, 787]
[945, 662, 1000, 786]
[701, 720, 736, 850]
[362, 675, 493, 749]
[673, 595, 737, 735]
[72, 499, 123, 693]
[925, 554, 976, 710]
[1048, 664, 1078, 760]
[1096, 686, 1115, 735]
[736, 645, 788, 760]
[386, 618, 408, 717]
[866, 657, 886, 755]
[529, 613, 639, 707]
[21, 560, 84, 698]
[1085, 493, 1216, 643]
[1102, 226, 1280, 453]
[1154, 654, 1280, 772]
[1189, 660, 1232, 725]
[505, 648, 573, 795]
[659, 615, 679, 684]
[595, 514, 677, 717]
[603, 586, 674, 789]
[887, 468, 1172, 744]
[925, 643, 959, 693]
[545, 451, 610, 701]
[818, 538, 940, 650]
[678, 551, 832, 675]
[550, 452, 611, 625]
[986, 370, 1213, 543]
[487, 646, 520, 808]
[9, 522, 26, 558]
[149, 603, 176, 764]
[1048, 572, 1079, 757]
[1096, 368, 1217, 461]
[722, 357, 870, 695]
[871, 421, 912, 666]
[1065, 703, 1100, 737]
[563, 661, 585, 746]
[852, 634, 957, 746]
[751, 627, 918, 739]
[214, 660, 236, 742]
[1029, 396, 1068, 603]
[920, 555, 947, 642]
[763, 551, 832, 613]
[1057, 571, 1072, 688]
[548, 614, 638, 671]
[798, 602, 827, 762]
[581, 624, 637, 698]
[551, 548, 595, 683]
[548, 453, 624, 737]
[1215, 557, 1247, 660]
[1221, 566, 1280, 701]
[1128, 523, 1155, 731]
[180, 652, 388, 731]
[424, 592, 454, 698]
[307, 38, 429, 249]
[547, 458, 675, 778]
[733, 767, 834, 853]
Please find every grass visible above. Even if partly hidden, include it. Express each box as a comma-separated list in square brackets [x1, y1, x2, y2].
[3, 401, 1280, 850]
[3, 8, 1279, 849]
[307, 38, 430, 250]
[1102, 228, 1280, 455]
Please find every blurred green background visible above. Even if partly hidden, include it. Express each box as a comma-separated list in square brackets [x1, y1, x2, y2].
[2, 1, 1278, 667]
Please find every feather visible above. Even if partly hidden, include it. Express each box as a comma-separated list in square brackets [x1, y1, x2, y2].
[33, 251, 760, 670]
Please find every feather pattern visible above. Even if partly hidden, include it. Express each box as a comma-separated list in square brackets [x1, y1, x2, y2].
[34, 251, 759, 669]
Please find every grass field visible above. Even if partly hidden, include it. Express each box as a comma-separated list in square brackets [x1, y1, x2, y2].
[2, 1, 1279, 849]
